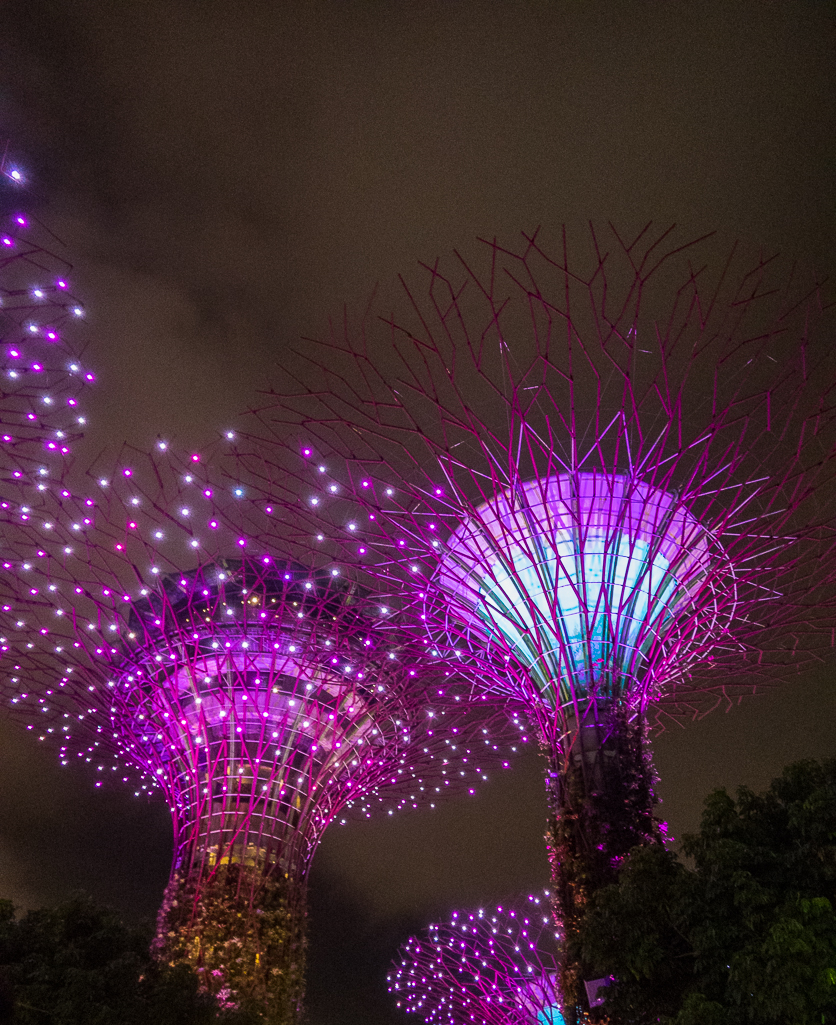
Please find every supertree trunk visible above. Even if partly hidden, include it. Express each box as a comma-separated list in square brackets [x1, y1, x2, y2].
[544, 704, 660, 1023]
[154, 853, 308, 1024]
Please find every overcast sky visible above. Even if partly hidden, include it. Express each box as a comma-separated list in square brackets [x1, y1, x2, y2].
[1, 3, 835, 1023]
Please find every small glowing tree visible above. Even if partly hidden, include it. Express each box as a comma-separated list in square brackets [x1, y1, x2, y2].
[390, 893, 564, 1025]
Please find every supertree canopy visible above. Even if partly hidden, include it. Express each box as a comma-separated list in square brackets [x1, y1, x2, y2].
[0, 443, 517, 1023]
[0, 151, 93, 478]
[389, 893, 564, 1025]
[214, 224, 836, 1020]
[433, 473, 720, 709]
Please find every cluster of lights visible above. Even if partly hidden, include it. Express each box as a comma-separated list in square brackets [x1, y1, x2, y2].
[0, 168, 93, 480]
[390, 893, 564, 1025]
[200, 230, 836, 1018]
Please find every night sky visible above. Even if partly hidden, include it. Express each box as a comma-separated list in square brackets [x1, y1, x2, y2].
[1, 3, 835, 1023]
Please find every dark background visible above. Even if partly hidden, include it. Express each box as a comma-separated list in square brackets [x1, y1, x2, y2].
[0, 3, 834, 1023]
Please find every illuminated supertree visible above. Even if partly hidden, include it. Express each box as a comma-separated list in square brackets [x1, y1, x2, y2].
[0, 149, 93, 479]
[0, 443, 517, 1023]
[217, 225, 836, 1019]
[389, 893, 565, 1025]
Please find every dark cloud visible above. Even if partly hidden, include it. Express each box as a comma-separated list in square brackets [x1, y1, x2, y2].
[3, 0, 834, 445]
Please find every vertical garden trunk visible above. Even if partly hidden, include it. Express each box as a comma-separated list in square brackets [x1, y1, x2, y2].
[154, 861, 307, 1024]
[545, 704, 660, 1024]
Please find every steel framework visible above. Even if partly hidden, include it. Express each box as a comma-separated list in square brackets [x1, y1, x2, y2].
[216, 224, 836, 1020]
[0, 443, 517, 1023]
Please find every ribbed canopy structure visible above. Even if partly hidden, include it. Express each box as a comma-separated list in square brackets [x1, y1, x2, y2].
[437, 472, 722, 709]
[0, 443, 515, 1023]
[116, 563, 431, 883]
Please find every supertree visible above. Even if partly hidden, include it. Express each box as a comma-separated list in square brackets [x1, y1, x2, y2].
[0, 441, 518, 1024]
[0, 148, 93, 480]
[389, 893, 566, 1025]
[212, 224, 836, 1020]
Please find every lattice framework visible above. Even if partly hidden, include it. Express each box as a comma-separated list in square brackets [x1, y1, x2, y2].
[390, 894, 564, 1025]
[196, 224, 836, 1020]
[0, 443, 517, 1022]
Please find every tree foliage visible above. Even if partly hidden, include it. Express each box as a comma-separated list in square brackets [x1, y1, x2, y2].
[579, 759, 836, 1024]
[0, 894, 260, 1024]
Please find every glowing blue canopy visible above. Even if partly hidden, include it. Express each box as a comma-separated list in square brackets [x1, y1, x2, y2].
[537, 1006, 566, 1025]
[436, 473, 719, 709]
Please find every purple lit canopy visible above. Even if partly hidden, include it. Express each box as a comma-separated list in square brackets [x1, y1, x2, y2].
[216, 225, 836, 742]
[390, 893, 563, 1025]
[0, 440, 517, 1018]
[435, 472, 722, 713]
